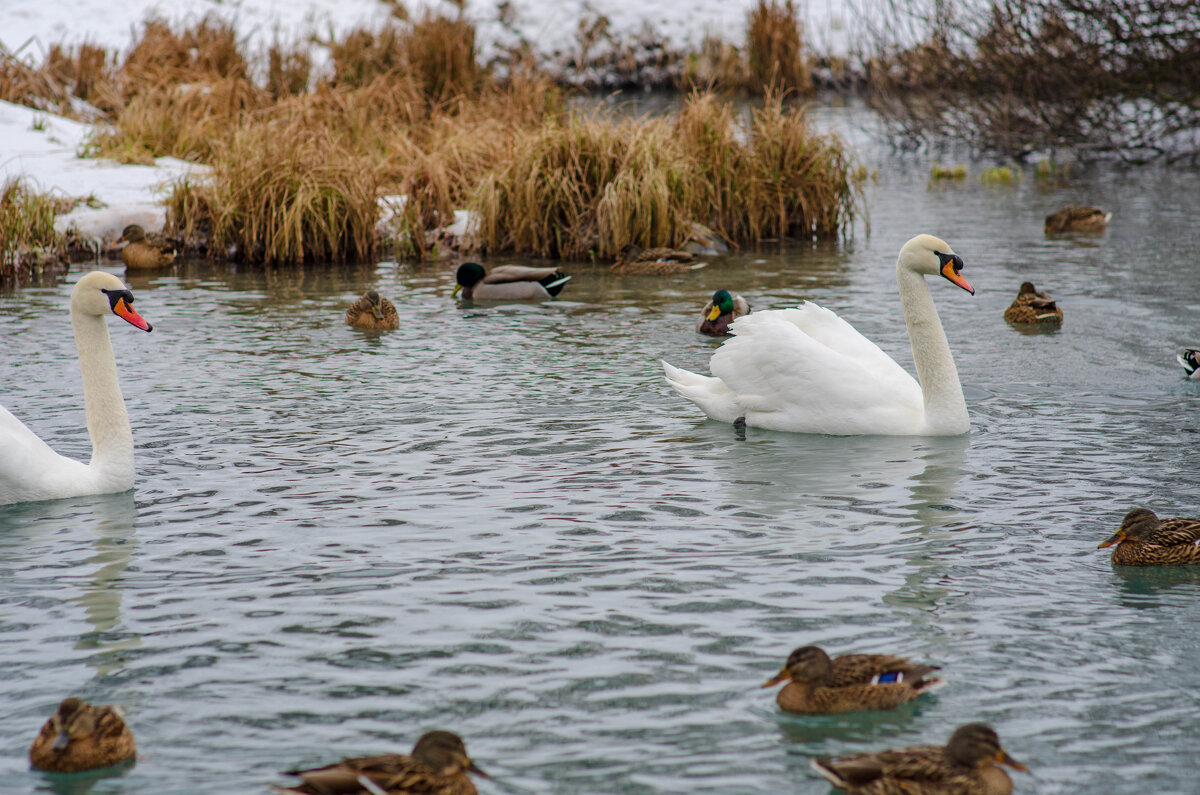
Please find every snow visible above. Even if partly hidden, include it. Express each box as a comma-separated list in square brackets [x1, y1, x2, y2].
[0, 0, 873, 243]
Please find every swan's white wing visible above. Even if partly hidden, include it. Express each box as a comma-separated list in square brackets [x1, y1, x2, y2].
[661, 360, 742, 423]
[0, 404, 92, 505]
[707, 304, 925, 434]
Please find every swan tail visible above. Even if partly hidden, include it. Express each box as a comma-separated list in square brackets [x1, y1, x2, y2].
[660, 360, 742, 423]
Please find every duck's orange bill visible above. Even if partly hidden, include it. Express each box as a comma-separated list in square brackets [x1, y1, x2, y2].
[941, 261, 975, 294]
[997, 749, 1028, 772]
[761, 667, 790, 688]
[707, 305, 721, 321]
[1097, 531, 1124, 549]
[113, 297, 153, 332]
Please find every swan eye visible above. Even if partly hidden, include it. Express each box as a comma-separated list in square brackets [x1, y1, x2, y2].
[101, 288, 135, 310]
[934, 251, 963, 273]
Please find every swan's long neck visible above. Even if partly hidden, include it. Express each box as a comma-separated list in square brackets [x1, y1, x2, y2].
[71, 307, 134, 484]
[896, 264, 968, 434]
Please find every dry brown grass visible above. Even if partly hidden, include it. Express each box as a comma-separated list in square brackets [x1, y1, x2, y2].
[0, 177, 74, 277]
[746, 0, 812, 95]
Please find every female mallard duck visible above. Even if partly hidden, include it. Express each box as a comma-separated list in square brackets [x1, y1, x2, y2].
[277, 731, 485, 795]
[345, 290, 399, 330]
[761, 645, 944, 714]
[1044, 205, 1110, 234]
[812, 723, 1027, 795]
[1177, 348, 1199, 378]
[697, 289, 750, 336]
[1098, 508, 1200, 565]
[612, 243, 698, 275]
[115, 224, 177, 269]
[1003, 281, 1062, 324]
[29, 697, 137, 772]
[663, 235, 975, 435]
[453, 262, 570, 301]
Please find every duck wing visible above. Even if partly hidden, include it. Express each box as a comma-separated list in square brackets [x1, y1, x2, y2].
[482, 265, 564, 284]
[830, 654, 939, 686]
[1149, 517, 1200, 548]
[706, 303, 924, 433]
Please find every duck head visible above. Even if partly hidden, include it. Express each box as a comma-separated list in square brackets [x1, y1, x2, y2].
[945, 723, 1027, 772]
[761, 645, 834, 688]
[453, 262, 487, 296]
[1098, 508, 1159, 548]
[412, 730, 487, 778]
[708, 290, 736, 321]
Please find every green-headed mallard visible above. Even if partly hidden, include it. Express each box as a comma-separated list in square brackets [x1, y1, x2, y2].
[697, 289, 750, 336]
[1098, 508, 1200, 565]
[276, 731, 484, 795]
[612, 244, 697, 275]
[762, 645, 944, 714]
[812, 723, 1028, 795]
[29, 697, 137, 773]
[1003, 281, 1062, 324]
[1177, 349, 1199, 379]
[115, 224, 177, 269]
[453, 262, 570, 301]
[1044, 205, 1110, 234]
[345, 290, 399, 330]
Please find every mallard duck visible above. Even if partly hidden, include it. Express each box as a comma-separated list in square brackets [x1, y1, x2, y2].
[761, 645, 944, 714]
[345, 290, 399, 330]
[115, 224, 177, 269]
[812, 723, 1028, 795]
[1098, 508, 1200, 566]
[663, 235, 975, 435]
[612, 243, 697, 275]
[1044, 205, 1110, 233]
[453, 262, 570, 301]
[697, 289, 750, 336]
[276, 731, 485, 795]
[29, 697, 137, 773]
[1003, 281, 1062, 324]
[1177, 348, 1199, 378]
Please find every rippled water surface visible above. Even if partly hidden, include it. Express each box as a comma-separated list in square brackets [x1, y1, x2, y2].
[2, 106, 1200, 794]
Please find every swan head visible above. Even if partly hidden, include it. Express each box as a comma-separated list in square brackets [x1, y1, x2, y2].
[72, 271, 153, 332]
[899, 234, 974, 295]
[453, 262, 487, 296]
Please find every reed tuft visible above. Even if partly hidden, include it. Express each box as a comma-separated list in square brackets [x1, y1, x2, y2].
[746, 0, 812, 94]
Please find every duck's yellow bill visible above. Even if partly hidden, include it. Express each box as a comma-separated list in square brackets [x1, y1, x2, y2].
[761, 667, 790, 688]
[452, 284, 462, 297]
[707, 305, 721, 321]
[1097, 531, 1124, 549]
[997, 749, 1028, 772]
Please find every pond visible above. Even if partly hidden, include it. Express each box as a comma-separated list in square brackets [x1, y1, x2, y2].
[2, 102, 1199, 794]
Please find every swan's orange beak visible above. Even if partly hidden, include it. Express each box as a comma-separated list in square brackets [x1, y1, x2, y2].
[104, 288, 153, 332]
[940, 255, 974, 294]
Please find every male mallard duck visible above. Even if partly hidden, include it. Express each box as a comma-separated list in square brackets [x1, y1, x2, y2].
[29, 697, 137, 773]
[697, 289, 750, 336]
[115, 224, 177, 269]
[453, 262, 570, 301]
[761, 645, 944, 714]
[276, 731, 484, 795]
[612, 243, 697, 275]
[1177, 348, 1199, 378]
[812, 723, 1027, 795]
[345, 289, 399, 330]
[1044, 205, 1110, 233]
[1098, 508, 1200, 566]
[1003, 281, 1062, 324]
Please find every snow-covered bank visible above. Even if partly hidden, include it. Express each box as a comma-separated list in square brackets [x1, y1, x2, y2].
[0, 100, 205, 242]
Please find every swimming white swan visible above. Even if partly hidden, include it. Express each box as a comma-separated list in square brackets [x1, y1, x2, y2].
[661, 234, 975, 435]
[0, 271, 153, 506]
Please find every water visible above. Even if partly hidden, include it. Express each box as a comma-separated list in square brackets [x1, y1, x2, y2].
[2, 106, 1200, 794]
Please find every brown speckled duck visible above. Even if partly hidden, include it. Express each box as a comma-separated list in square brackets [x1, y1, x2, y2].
[612, 243, 698, 275]
[453, 262, 570, 301]
[762, 645, 944, 714]
[345, 290, 399, 330]
[1044, 205, 1110, 233]
[115, 224, 177, 269]
[811, 723, 1028, 795]
[1098, 508, 1200, 566]
[697, 289, 750, 336]
[276, 730, 485, 795]
[29, 697, 137, 773]
[1003, 281, 1062, 324]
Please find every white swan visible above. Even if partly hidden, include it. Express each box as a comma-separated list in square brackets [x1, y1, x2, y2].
[661, 234, 975, 435]
[1, 271, 153, 506]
